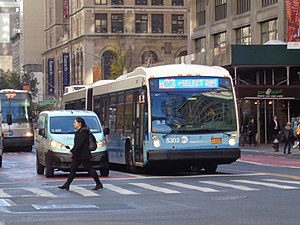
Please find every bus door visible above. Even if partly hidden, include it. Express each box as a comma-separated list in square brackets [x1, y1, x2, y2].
[133, 90, 146, 164]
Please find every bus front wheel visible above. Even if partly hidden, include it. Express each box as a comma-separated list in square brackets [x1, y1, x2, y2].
[204, 164, 218, 174]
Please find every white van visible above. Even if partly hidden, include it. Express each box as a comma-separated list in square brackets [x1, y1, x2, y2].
[35, 110, 109, 177]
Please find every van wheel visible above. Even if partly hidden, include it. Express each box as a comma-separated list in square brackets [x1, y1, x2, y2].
[100, 167, 109, 176]
[36, 154, 44, 175]
[45, 156, 54, 178]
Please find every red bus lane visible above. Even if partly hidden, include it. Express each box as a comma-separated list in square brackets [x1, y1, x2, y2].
[239, 155, 300, 168]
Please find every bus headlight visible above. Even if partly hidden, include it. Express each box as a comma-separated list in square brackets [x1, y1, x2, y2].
[25, 132, 34, 137]
[228, 138, 236, 146]
[153, 139, 161, 148]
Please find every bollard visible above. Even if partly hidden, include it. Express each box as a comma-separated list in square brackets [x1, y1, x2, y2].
[273, 138, 279, 152]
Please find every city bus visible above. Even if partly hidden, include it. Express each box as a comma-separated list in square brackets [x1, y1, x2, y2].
[0, 89, 34, 151]
[63, 64, 240, 173]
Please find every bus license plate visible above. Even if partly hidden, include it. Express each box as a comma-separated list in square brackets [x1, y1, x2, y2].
[211, 138, 222, 144]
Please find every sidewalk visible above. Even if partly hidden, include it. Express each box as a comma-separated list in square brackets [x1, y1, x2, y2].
[241, 143, 300, 157]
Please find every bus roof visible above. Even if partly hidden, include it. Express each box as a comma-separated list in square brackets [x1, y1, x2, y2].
[117, 63, 230, 80]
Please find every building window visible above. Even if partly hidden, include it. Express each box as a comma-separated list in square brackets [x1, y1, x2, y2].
[152, 0, 163, 5]
[195, 37, 206, 53]
[196, 0, 206, 26]
[111, 14, 124, 33]
[95, 0, 107, 4]
[261, 19, 278, 43]
[214, 32, 226, 48]
[237, 0, 250, 14]
[136, 14, 148, 33]
[262, 0, 277, 7]
[172, 14, 184, 33]
[236, 26, 251, 45]
[95, 14, 107, 33]
[112, 0, 123, 4]
[136, 0, 147, 5]
[152, 14, 163, 33]
[215, 0, 227, 21]
[172, 0, 183, 5]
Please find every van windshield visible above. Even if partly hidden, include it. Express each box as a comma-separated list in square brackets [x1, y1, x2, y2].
[50, 116, 101, 134]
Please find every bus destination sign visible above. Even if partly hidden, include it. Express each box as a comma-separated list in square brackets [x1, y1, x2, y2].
[158, 78, 219, 89]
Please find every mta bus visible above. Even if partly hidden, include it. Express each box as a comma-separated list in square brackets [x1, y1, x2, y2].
[63, 64, 240, 173]
[0, 89, 34, 152]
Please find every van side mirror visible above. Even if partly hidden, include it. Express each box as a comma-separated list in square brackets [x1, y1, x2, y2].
[7, 113, 12, 125]
[103, 127, 110, 136]
[38, 128, 45, 137]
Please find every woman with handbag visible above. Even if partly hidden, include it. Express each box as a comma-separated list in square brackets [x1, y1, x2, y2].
[58, 117, 103, 191]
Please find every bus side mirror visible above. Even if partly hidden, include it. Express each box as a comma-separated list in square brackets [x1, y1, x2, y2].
[7, 113, 12, 125]
[103, 127, 110, 136]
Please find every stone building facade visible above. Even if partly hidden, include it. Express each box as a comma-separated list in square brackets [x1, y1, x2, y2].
[42, 0, 188, 100]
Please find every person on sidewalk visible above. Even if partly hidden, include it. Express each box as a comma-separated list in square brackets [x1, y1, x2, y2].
[293, 118, 300, 149]
[270, 115, 281, 141]
[58, 117, 103, 191]
[282, 122, 294, 154]
[247, 118, 257, 146]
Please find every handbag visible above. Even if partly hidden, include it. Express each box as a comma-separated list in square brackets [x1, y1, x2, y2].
[88, 132, 97, 151]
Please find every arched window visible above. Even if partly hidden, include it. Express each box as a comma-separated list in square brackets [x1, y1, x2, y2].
[177, 51, 187, 57]
[101, 50, 116, 79]
[141, 51, 158, 66]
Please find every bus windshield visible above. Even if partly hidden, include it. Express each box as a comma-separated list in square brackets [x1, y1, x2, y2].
[1, 99, 32, 123]
[150, 77, 237, 134]
[50, 116, 101, 134]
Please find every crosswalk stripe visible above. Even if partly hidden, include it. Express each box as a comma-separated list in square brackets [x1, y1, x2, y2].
[104, 184, 139, 195]
[23, 187, 57, 198]
[263, 179, 300, 185]
[166, 182, 219, 192]
[0, 189, 12, 198]
[130, 183, 180, 194]
[231, 180, 299, 190]
[71, 186, 100, 196]
[199, 181, 259, 191]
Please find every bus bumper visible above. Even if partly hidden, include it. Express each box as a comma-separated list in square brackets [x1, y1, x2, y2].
[3, 137, 34, 148]
[48, 150, 109, 170]
[147, 148, 240, 165]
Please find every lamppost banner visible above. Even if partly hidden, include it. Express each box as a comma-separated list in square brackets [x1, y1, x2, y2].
[48, 58, 55, 95]
[286, 0, 300, 49]
[62, 53, 70, 92]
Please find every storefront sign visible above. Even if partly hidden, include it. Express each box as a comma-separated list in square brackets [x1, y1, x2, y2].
[257, 88, 283, 98]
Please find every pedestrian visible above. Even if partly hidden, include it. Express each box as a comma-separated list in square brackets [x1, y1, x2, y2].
[282, 122, 294, 154]
[270, 115, 281, 141]
[293, 118, 300, 149]
[247, 118, 257, 146]
[58, 117, 103, 191]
